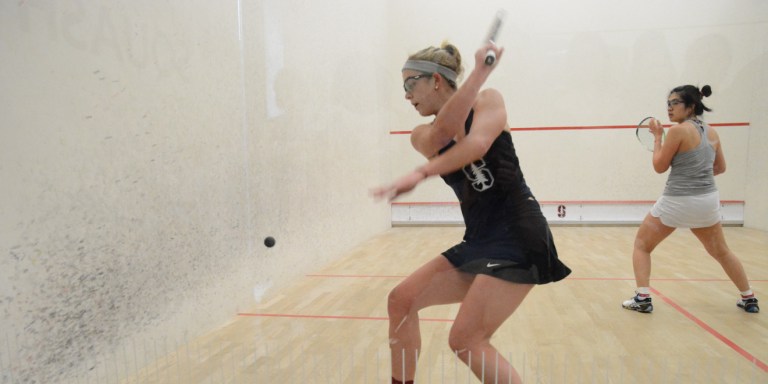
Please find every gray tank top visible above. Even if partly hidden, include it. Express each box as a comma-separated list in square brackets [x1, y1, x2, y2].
[663, 119, 717, 196]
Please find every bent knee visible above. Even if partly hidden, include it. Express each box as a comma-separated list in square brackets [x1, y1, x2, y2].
[388, 287, 414, 316]
[447, 334, 463, 354]
[696, 238, 731, 260]
[707, 248, 734, 262]
[633, 236, 657, 254]
[448, 327, 486, 353]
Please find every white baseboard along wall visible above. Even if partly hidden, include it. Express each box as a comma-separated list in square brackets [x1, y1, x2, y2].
[391, 201, 745, 226]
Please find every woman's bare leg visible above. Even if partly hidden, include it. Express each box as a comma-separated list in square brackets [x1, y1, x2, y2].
[690, 223, 751, 291]
[632, 214, 676, 287]
[388, 256, 473, 382]
[448, 276, 534, 384]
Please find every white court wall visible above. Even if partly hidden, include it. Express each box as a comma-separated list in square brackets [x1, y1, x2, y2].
[0, 1, 766, 382]
[0, 0, 390, 382]
[743, 25, 768, 231]
[385, 0, 768, 230]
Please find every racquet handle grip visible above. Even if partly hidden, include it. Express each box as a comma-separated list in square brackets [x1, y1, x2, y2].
[484, 50, 496, 65]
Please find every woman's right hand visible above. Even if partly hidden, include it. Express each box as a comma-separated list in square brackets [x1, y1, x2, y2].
[649, 118, 664, 138]
[475, 42, 504, 71]
[370, 170, 427, 202]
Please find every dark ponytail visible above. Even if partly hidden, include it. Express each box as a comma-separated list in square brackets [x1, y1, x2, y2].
[670, 84, 712, 115]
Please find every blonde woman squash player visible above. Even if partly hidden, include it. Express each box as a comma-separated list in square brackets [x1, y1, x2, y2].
[372, 41, 571, 384]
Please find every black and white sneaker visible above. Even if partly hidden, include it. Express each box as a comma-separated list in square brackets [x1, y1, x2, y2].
[737, 297, 759, 313]
[622, 294, 653, 313]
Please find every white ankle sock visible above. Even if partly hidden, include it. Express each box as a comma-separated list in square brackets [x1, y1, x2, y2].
[636, 287, 651, 296]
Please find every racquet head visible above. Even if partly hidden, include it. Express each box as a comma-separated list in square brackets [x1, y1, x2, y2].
[636, 116, 664, 152]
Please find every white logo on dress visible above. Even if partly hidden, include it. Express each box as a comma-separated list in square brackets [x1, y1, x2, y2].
[463, 159, 494, 192]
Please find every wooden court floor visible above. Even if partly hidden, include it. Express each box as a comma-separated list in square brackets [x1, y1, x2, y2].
[120, 226, 767, 384]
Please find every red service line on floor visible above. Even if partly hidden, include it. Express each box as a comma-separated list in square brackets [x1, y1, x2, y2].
[306, 274, 406, 278]
[240, 275, 766, 372]
[306, 275, 766, 282]
[650, 287, 768, 373]
[565, 277, 768, 282]
[236, 312, 453, 323]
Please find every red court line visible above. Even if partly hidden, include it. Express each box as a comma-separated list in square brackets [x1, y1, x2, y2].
[650, 287, 768, 373]
[239, 279, 766, 371]
[306, 274, 766, 282]
[388, 122, 750, 134]
[566, 277, 768, 282]
[509, 122, 750, 132]
[307, 274, 406, 278]
[237, 312, 453, 322]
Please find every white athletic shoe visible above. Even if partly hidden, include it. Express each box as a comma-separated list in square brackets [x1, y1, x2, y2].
[622, 294, 653, 313]
[737, 297, 759, 313]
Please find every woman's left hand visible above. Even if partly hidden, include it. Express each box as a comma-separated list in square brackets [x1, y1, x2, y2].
[370, 171, 426, 202]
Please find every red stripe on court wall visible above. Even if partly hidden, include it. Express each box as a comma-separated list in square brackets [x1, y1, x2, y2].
[389, 122, 750, 135]
[650, 287, 768, 373]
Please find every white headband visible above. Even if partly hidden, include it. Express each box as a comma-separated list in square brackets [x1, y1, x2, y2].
[402, 60, 458, 83]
